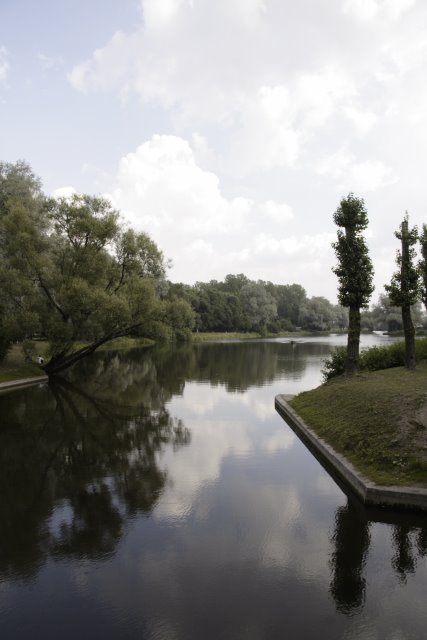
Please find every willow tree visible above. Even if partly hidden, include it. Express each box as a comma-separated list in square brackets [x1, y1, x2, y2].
[386, 215, 419, 369]
[332, 194, 374, 374]
[0, 161, 195, 376]
[0, 161, 47, 359]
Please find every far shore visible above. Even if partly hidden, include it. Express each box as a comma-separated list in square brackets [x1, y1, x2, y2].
[0, 331, 338, 384]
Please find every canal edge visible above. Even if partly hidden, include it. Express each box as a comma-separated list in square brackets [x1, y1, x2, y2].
[0, 375, 49, 393]
[275, 394, 427, 512]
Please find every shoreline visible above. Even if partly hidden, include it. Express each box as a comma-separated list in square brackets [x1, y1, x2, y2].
[275, 394, 427, 512]
[0, 375, 49, 393]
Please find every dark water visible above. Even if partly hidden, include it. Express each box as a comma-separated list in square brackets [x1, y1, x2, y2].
[1, 335, 426, 639]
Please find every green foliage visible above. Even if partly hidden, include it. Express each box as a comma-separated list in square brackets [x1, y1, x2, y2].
[321, 346, 347, 380]
[322, 337, 427, 380]
[240, 282, 277, 333]
[332, 193, 374, 309]
[173, 275, 346, 335]
[385, 215, 420, 369]
[0, 333, 10, 362]
[0, 161, 174, 374]
[386, 215, 420, 307]
[22, 339, 37, 363]
[332, 193, 374, 374]
[362, 293, 424, 332]
[418, 223, 427, 311]
[359, 342, 405, 371]
[298, 296, 337, 331]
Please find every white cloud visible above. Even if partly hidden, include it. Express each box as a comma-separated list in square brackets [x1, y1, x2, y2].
[154, 381, 295, 520]
[105, 134, 339, 291]
[142, 0, 186, 30]
[60, 0, 427, 298]
[253, 232, 335, 258]
[0, 47, 9, 82]
[259, 200, 293, 223]
[66, 0, 425, 188]
[317, 149, 397, 192]
[51, 186, 77, 199]
[342, 159, 397, 192]
[37, 52, 63, 70]
[343, 0, 417, 22]
[111, 135, 253, 235]
[343, 105, 378, 134]
[67, 30, 136, 95]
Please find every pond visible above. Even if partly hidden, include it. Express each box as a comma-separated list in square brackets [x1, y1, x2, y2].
[0, 334, 426, 639]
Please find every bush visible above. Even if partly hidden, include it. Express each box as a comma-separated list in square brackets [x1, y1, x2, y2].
[321, 346, 347, 381]
[322, 337, 427, 380]
[0, 333, 11, 362]
[360, 342, 405, 371]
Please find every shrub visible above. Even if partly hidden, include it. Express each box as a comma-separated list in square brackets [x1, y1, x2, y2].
[0, 333, 10, 362]
[360, 342, 405, 371]
[322, 337, 427, 380]
[321, 346, 347, 381]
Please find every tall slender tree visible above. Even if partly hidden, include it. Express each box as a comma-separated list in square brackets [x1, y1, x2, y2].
[332, 193, 374, 374]
[418, 223, 427, 313]
[386, 214, 419, 370]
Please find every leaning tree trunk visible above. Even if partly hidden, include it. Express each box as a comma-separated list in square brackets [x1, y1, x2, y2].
[401, 302, 416, 369]
[346, 305, 361, 375]
[41, 328, 133, 377]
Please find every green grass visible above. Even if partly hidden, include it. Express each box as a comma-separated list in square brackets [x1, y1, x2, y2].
[0, 343, 46, 383]
[192, 332, 263, 342]
[289, 364, 427, 487]
[72, 337, 155, 351]
[191, 330, 316, 342]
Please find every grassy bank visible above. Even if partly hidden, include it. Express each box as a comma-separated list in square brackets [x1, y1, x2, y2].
[191, 330, 318, 342]
[0, 344, 47, 383]
[289, 365, 427, 487]
[192, 331, 264, 342]
[0, 338, 154, 384]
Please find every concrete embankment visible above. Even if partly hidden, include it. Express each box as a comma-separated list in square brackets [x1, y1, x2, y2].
[0, 375, 49, 393]
[275, 394, 427, 512]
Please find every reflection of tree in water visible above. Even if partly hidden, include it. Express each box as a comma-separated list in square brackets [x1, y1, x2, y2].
[71, 338, 337, 394]
[329, 498, 371, 614]
[330, 496, 427, 614]
[0, 355, 190, 582]
[390, 522, 427, 583]
[145, 340, 335, 392]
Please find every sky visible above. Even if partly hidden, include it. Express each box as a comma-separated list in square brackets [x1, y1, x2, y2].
[1, 0, 427, 303]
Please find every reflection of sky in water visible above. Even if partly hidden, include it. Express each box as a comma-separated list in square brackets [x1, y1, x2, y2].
[1, 335, 426, 640]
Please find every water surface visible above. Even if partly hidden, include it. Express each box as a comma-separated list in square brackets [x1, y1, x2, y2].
[1, 335, 426, 639]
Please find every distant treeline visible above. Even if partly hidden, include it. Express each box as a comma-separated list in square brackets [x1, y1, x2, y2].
[163, 274, 348, 333]
[163, 276, 426, 335]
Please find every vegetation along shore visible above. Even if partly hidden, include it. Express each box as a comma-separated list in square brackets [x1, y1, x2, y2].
[289, 339, 427, 488]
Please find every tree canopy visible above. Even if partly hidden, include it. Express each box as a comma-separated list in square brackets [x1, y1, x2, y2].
[385, 215, 420, 369]
[332, 193, 374, 374]
[0, 161, 194, 375]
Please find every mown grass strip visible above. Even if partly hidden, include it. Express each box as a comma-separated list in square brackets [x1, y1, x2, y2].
[289, 364, 427, 487]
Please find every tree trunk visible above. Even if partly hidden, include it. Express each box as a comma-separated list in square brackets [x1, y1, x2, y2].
[42, 331, 126, 376]
[346, 306, 361, 375]
[401, 303, 416, 369]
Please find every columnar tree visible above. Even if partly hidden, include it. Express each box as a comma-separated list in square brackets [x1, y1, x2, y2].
[332, 194, 374, 374]
[386, 215, 419, 369]
[419, 223, 427, 312]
